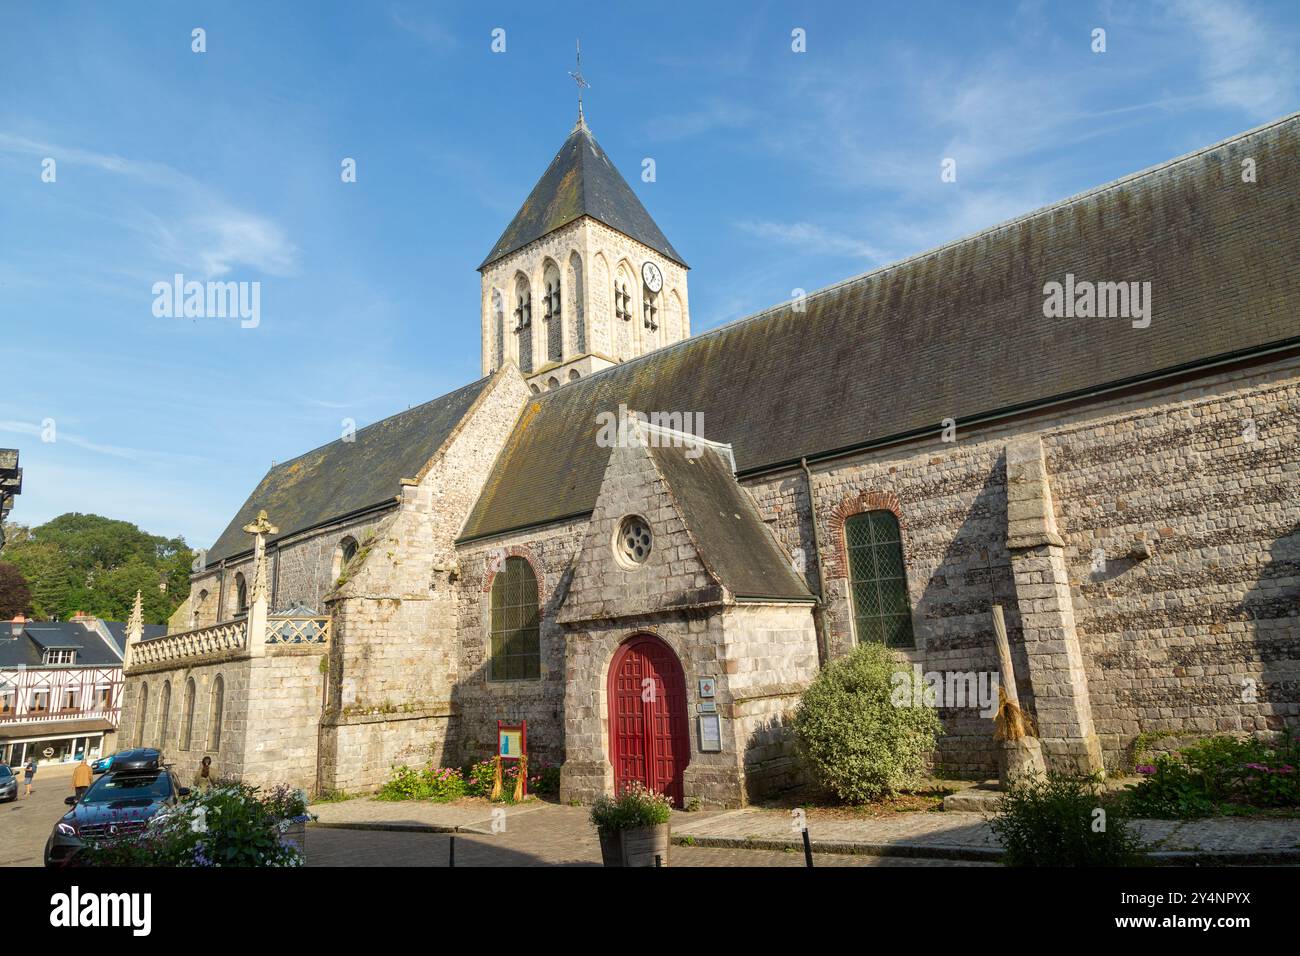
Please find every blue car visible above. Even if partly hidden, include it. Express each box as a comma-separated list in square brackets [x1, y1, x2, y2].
[0, 764, 16, 802]
[44, 751, 188, 867]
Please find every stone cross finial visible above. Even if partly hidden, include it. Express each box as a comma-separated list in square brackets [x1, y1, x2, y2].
[242, 509, 279, 537]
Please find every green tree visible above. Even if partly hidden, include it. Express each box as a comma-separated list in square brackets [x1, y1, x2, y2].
[0, 561, 33, 618]
[3, 539, 72, 619]
[0, 513, 193, 625]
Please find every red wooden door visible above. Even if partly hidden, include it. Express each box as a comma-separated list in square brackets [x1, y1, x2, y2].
[609, 635, 689, 807]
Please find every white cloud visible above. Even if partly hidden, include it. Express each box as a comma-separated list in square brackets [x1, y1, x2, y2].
[647, 99, 760, 142]
[735, 219, 886, 261]
[1171, 0, 1297, 118]
[0, 133, 297, 279]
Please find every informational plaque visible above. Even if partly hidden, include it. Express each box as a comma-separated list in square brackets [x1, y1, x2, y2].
[498, 722, 525, 758]
[698, 677, 717, 698]
[698, 714, 722, 752]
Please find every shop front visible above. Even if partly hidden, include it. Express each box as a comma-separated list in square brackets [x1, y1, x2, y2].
[0, 718, 115, 768]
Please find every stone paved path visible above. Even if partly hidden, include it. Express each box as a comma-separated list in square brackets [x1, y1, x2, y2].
[305, 825, 990, 867]
[672, 807, 1300, 862]
[309, 797, 1300, 865]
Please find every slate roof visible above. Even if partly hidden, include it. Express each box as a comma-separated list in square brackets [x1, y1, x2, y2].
[0, 619, 161, 669]
[207, 376, 494, 562]
[460, 113, 1300, 542]
[648, 443, 813, 602]
[479, 121, 687, 270]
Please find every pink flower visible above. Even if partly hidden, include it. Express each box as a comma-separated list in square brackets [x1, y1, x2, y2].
[1136, 764, 1156, 774]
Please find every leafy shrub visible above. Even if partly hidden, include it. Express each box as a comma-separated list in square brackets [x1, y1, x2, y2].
[590, 782, 672, 833]
[990, 772, 1146, 867]
[376, 764, 466, 802]
[465, 758, 497, 798]
[530, 762, 561, 797]
[1126, 732, 1300, 818]
[79, 783, 305, 867]
[791, 641, 943, 802]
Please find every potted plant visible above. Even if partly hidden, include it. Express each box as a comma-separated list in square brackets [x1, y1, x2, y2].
[267, 786, 315, 860]
[590, 782, 673, 867]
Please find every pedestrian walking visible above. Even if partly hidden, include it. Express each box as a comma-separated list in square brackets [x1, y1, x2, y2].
[71, 757, 93, 801]
[22, 757, 36, 797]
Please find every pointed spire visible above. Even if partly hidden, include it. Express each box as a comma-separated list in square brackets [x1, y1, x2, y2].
[127, 589, 144, 636]
[569, 38, 590, 130]
[124, 590, 144, 669]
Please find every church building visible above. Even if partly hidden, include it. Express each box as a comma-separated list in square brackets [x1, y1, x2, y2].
[118, 109, 1300, 807]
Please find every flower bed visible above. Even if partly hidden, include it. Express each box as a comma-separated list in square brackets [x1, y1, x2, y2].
[79, 783, 310, 867]
[1125, 732, 1300, 818]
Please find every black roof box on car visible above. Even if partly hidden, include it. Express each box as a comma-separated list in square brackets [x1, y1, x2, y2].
[108, 748, 162, 772]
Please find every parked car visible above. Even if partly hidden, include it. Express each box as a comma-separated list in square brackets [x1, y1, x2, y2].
[91, 747, 160, 775]
[44, 750, 189, 867]
[0, 764, 16, 802]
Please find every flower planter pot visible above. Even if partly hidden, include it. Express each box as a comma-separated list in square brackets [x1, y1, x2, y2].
[599, 823, 670, 867]
[278, 816, 310, 862]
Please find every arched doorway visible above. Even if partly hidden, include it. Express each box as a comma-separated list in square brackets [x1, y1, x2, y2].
[607, 634, 690, 807]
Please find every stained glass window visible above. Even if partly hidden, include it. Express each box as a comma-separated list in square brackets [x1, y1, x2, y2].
[490, 558, 541, 680]
[845, 510, 914, 648]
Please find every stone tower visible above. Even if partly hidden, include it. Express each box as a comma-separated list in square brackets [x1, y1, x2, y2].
[478, 116, 690, 392]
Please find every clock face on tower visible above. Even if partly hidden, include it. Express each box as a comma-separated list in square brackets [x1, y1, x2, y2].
[641, 261, 663, 294]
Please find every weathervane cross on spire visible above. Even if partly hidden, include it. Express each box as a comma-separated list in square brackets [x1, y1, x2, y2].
[569, 39, 590, 126]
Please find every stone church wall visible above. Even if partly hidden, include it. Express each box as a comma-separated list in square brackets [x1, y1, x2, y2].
[742, 358, 1300, 776]
[721, 603, 820, 800]
[452, 518, 587, 770]
[119, 658, 253, 788]
[318, 367, 531, 793]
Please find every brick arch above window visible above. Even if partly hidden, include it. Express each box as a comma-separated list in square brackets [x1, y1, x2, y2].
[481, 545, 545, 604]
[825, 490, 905, 581]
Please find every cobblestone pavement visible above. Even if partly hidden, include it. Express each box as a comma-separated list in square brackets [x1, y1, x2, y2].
[0, 763, 79, 868]
[305, 816, 991, 867]
[310, 797, 1300, 865]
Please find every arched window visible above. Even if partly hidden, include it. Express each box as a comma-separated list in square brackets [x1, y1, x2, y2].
[514, 276, 533, 373]
[158, 681, 171, 749]
[642, 283, 660, 333]
[234, 572, 248, 617]
[207, 675, 225, 751]
[614, 277, 632, 322]
[845, 510, 914, 648]
[489, 557, 540, 681]
[137, 683, 149, 748]
[543, 261, 562, 363]
[568, 369, 580, 382]
[181, 678, 196, 750]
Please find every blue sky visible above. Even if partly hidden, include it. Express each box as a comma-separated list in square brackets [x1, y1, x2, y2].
[1, 0, 1296, 549]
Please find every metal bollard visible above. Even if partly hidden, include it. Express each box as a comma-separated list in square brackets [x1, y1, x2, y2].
[802, 828, 813, 868]
[449, 834, 455, 867]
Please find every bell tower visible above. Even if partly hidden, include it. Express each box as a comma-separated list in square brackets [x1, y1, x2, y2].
[478, 53, 689, 392]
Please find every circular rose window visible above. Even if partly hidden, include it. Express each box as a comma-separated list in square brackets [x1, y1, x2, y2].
[615, 515, 652, 567]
